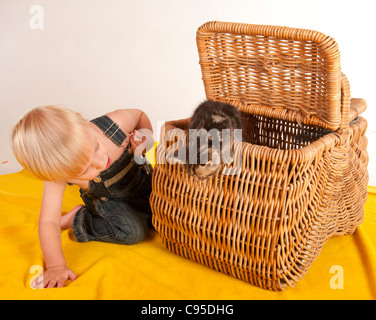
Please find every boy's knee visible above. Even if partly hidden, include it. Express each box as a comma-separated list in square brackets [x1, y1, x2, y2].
[115, 217, 149, 245]
[122, 224, 148, 245]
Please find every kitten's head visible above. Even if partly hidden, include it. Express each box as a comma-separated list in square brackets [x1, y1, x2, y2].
[185, 132, 221, 180]
[182, 100, 242, 181]
[189, 161, 221, 180]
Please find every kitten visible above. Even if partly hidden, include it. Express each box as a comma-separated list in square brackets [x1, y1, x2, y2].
[186, 100, 242, 180]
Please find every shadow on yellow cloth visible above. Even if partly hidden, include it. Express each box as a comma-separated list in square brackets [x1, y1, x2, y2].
[0, 169, 375, 300]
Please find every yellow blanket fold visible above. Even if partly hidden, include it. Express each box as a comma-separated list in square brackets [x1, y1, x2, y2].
[0, 170, 375, 300]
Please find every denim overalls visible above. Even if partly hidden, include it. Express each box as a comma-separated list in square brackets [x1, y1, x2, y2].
[72, 115, 153, 245]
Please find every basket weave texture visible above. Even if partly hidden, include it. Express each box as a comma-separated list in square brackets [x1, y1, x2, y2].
[150, 22, 369, 290]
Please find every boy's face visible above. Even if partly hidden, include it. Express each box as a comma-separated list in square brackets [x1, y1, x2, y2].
[74, 128, 111, 180]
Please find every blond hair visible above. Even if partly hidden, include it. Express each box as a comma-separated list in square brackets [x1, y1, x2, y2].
[12, 105, 92, 181]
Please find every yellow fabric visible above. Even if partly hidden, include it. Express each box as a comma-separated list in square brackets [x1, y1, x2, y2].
[0, 169, 375, 300]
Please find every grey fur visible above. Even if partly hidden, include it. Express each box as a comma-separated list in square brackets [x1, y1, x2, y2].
[186, 100, 242, 180]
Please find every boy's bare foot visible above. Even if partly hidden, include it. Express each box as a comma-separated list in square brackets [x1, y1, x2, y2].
[61, 205, 84, 230]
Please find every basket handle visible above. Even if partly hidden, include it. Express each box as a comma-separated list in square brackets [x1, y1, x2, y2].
[340, 73, 350, 131]
[340, 73, 368, 131]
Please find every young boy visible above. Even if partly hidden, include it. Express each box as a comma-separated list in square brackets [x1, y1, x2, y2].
[12, 105, 154, 288]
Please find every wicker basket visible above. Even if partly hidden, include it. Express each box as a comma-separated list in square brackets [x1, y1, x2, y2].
[150, 22, 369, 290]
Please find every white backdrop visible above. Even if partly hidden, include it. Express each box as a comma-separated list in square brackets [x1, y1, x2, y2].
[1, 0, 375, 185]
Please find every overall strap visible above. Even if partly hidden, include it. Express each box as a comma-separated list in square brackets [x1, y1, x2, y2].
[90, 115, 127, 147]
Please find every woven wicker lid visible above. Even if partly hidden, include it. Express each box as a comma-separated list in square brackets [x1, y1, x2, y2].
[197, 21, 344, 131]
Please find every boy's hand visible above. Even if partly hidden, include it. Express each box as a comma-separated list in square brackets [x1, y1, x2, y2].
[32, 265, 77, 288]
